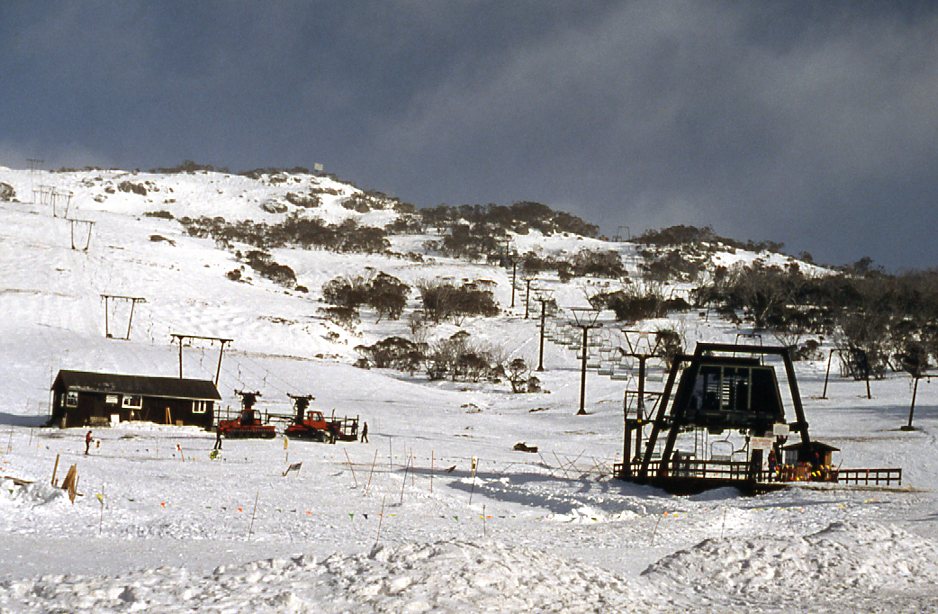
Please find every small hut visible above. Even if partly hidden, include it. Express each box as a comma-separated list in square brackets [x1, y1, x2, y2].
[781, 441, 840, 467]
[50, 370, 220, 429]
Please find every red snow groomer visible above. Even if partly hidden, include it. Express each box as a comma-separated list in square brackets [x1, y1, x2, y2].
[217, 390, 277, 439]
[284, 394, 359, 443]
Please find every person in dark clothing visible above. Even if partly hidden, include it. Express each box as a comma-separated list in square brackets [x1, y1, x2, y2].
[360, 422, 369, 443]
[214, 428, 223, 450]
[85, 430, 93, 455]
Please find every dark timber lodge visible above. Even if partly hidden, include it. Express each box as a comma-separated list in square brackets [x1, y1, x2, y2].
[50, 370, 220, 429]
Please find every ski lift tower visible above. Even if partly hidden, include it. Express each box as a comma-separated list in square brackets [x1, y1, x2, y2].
[533, 287, 555, 372]
[570, 307, 601, 415]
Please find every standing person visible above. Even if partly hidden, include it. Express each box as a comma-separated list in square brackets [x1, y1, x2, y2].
[328, 421, 338, 444]
[214, 427, 223, 451]
[360, 421, 369, 443]
[85, 430, 93, 455]
[767, 448, 777, 478]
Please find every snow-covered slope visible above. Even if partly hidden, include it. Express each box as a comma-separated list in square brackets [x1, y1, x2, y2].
[0, 166, 936, 612]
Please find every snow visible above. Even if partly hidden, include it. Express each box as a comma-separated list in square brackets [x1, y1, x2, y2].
[1, 166, 937, 611]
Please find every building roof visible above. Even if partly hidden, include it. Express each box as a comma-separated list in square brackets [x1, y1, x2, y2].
[782, 441, 840, 452]
[52, 370, 221, 401]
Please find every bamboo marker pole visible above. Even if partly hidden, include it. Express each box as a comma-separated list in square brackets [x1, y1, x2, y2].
[430, 450, 434, 493]
[375, 496, 387, 547]
[248, 490, 260, 538]
[400, 454, 411, 504]
[98, 483, 105, 535]
[364, 449, 378, 495]
[468, 457, 479, 505]
[51, 453, 60, 487]
[651, 514, 663, 545]
[344, 449, 359, 487]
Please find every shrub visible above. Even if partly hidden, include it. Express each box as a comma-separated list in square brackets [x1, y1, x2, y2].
[424, 331, 502, 382]
[322, 272, 410, 322]
[0, 182, 17, 200]
[178, 213, 391, 254]
[640, 249, 706, 283]
[241, 250, 297, 287]
[571, 250, 626, 278]
[118, 181, 147, 196]
[505, 358, 541, 393]
[285, 192, 321, 208]
[417, 201, 599, 238]
[144, 210, 174, 219]
[322, 276, 369, 310]
[417, 280, 500, 324]
[634, 224, 784, 253]
[318, 305, 360, 330]
[439, 224, 505, 261]
[368, 272, 410, 321]
[592, 285, 668, 323]
[355, 337, 425, 371]
[150, 160, 226, 174]
[653, 329, 685, 369]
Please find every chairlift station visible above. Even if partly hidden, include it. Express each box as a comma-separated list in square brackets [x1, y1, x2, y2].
[615, 343, 901, 494]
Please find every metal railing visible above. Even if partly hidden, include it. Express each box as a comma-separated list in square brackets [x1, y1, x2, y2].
[614, 461, 903, 486]
[834, 468, 902, 486]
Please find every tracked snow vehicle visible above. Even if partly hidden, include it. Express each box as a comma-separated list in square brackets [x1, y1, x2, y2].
[217, 390, 276, 439]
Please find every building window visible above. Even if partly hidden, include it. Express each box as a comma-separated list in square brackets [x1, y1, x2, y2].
[65, 391, 78, 407]
[192, 400, 212, 414]
[122, 395, 142, 409]
[105, 394, 120, 405]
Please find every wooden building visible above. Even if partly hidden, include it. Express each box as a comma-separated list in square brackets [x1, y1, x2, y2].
[50, 370, 220, 429]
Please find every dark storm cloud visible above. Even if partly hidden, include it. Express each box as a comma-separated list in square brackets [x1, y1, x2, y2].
[1, 1, 936, 269]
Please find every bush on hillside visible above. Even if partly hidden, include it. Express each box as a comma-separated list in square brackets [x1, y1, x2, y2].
[424, 331, 503, 383]
[150, 160, 227, 174]
[634, 224, 784, 253]
[241, 250, 298, 287]
[355, 336, 425, 372]
[438, 224, 505, 261]
[285, 192, 321, 208]
[639, 249, 707, 283]
[571, 250, 626, 279]
[0, 182, 16, 201]
[417, 280, 500, 324]
[179, 213, 391, 254]
[322, 271, 410, 322]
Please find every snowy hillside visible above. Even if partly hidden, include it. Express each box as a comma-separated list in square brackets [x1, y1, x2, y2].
[1, 165, 937, 612]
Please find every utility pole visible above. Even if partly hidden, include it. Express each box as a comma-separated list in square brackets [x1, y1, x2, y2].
[571, 308, 601, 415]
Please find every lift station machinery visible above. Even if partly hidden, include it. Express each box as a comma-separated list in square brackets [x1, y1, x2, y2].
[615, 343, 902, 494]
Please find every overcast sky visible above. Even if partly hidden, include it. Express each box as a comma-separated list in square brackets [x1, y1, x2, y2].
[1, 1, 936, 270]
